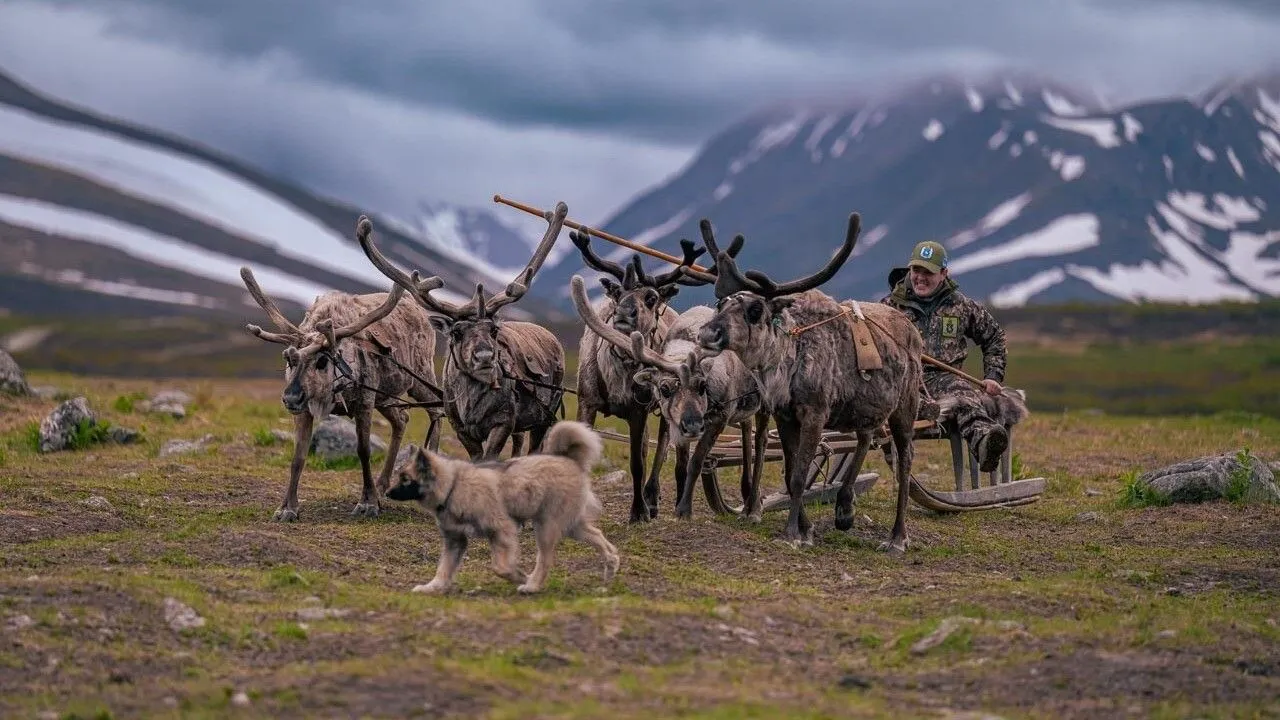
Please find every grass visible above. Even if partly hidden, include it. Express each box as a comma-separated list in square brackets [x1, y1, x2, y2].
[1, 367, 1278, 718]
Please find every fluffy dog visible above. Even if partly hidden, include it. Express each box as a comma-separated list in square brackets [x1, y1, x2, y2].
[386, 420, 620, 594]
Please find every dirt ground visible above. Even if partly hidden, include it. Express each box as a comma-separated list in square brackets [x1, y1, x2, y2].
[1, 374, 1278, 719]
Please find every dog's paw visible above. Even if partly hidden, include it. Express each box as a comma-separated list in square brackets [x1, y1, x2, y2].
[411, 581, 449, 594]
[604, 555, 620, 582]
[272, 508, 299, 522]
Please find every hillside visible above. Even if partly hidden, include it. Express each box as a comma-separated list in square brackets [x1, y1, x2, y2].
[537, 71, 1280, 311]
[0, 68, 559, 330]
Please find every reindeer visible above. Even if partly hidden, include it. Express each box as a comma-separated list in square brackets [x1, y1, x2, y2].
[358, 204, 568, 461]
[685, 214, 924, 551]
[568, 229, 740, 522]
[240, 229, 446, 521]
[569, 274, 769, 521]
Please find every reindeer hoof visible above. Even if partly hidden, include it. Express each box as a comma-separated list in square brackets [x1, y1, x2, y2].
[878, 537, 909, 555]
[272, 508, 299, 522]
[411, 581, 450, 594]
[629, 506, 652, 524]
[352, 502, 381, 518]
[516, 582, 543, 595]
[834, 510, 855, 532]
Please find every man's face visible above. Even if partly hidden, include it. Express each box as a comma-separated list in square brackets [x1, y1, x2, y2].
[910, 265, 946, 297]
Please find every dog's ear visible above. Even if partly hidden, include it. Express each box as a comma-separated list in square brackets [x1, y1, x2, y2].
[414, 446, 433, 478]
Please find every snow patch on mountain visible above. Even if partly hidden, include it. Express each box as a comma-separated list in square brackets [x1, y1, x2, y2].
[1257, 89, 1280, 131]
[1166, 192, 1261, 230]
[1121, 114, 1143, 142]
[0, 193, 338, 307]
[948, 193, 1034, 249]
[17, 262, 222, 309]
[1195, 144, 1217, 162]
[1042, 90, 1087, 116]
[989, 268, 1067, 308]
[603, 206, 696, 263]
[950, 214, 1100, 275]
[1041, 115, 1122, 148]
[923, 119, 944, 141]
[1047, 150, 1086, 181]
[1227, 147, 1246, 177]
[1221, 231, 1280, 294]
[965, 86, 984, 112]
[0, 104, 398, 292]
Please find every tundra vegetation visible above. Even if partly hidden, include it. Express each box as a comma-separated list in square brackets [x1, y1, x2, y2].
[1, 365, 1277, 719]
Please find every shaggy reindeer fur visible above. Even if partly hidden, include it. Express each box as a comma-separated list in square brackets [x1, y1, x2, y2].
[570, 230, 742, 522]
[240, 254, 445, 522]
[937, 386, 1030, 428]
[358, 205, 569, 461]
[571, 277, 769, 520]
[688, 215, 925, 550]
[385, 421, 619, 595]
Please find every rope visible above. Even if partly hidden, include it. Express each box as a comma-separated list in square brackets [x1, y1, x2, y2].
[788, 307, 851, 337]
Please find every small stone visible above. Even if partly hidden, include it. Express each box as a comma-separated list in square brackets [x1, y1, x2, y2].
[163, 697, 179, 708]
[597, 470, 628, 485]
[81, 496, 113, 511]
[159, 435, 215, 458]
[1084, 488, 1102, 497]
[911, 616, 980, 655]
[1165, 587, 1183, 597]
[295, 607, 351, 621]
[712, 604, 734, 619]
[231, 691, 251, 707]
[108, 427, 142, 445]
[6, 614, 34, 631]
[1156, 630, 1177, 639]
[38, 396, 96, 453]
[1075, 511, 1101, 522]
[837, 674, 872, 690]
[270, 429, 292, 443]
[163, 597, 205, 631]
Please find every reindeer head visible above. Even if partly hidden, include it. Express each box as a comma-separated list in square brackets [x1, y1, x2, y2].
[685, 214, 861, 367]
[570, 230, 717, 341]
[356, 205, 568, 380]
[239, 266, 407, 417]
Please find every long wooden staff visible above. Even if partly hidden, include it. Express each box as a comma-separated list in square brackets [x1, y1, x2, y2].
[493, 194, 990, 390]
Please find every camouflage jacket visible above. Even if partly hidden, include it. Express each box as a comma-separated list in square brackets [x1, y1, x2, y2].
[881, 278, 1008, 382]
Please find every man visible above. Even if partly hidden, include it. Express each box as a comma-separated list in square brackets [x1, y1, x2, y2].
[882, 240, 1009, 472]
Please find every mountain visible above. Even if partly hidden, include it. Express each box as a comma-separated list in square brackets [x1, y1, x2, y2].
[537, 70, 1280, 310]
[0, 67, 556, 330]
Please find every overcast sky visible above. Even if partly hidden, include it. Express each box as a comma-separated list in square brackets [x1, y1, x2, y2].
[1, 0, 1278, 228]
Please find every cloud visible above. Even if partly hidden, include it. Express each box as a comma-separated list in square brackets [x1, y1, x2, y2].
[3, 0, 1280, 226]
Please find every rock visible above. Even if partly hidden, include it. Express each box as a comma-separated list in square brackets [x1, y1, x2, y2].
[162, 597, 205, 631]
[597, 470, 628, 485]
[309, 416, 386, 461]
[1138, 451, 1280, 505]
[30, 385, 60, 399]
[159, 435, 215, 458]
[270, 429, 292, 444]
[295, 607, 351, 621]
[0, 349, 31, 395]
[140, 390, 192, 419]
[230, 691, 251, 707]
[38, 397, 96, 453]
[81, 496, 113, 511]
[109, 427, 143, 445]
[1075, 511, 1101, 522]
[910, 616, 980, 655]
[6, 614, 34, 631]
[1084, 488, 1103, 497]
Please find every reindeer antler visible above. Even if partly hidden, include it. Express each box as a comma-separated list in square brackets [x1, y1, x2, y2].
[693, 214, 860, 299]
[484, 201, 568, 314]
[677, 219, 748, 291]
[353, 214, 475, 320]
[569, 275, 678, 371]
[240, 266, 302, 339]
[570, 228, 628, 281]
[647, 238, 709, 287]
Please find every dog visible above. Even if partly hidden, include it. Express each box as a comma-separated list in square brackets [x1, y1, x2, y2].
[385, 420, 620, 594]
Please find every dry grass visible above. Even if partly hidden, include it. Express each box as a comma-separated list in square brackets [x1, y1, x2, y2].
[1, 371, 1278, 719]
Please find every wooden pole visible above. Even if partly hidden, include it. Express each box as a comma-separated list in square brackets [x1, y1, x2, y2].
[493, 194, 711, 273]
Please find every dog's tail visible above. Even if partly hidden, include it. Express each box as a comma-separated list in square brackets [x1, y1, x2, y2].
[543, 420, 603, 473]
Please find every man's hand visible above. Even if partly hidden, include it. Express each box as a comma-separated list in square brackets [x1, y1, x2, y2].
[982, 379, 1002, 396]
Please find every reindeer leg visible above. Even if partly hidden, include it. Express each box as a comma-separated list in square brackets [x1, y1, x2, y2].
[510, 432, 526, 457]
[672, 441, 690, 514]
[777, 413, 825, 547]
[482, 423, 515, 462]
[376, 405, 408, 494]
[423, 407, 444, 453]
[692, 420, 731, 516]
[456, 428, 485, 461]
[737, 420, 753, 514]
[352, 410, 381, 518]
[833, 430, 873, 532]
[274, 412, 314, 522]
[528, 424, 549, 454]
[644, 416, 669, 519]
[747, 411, 769, 522]
[627, 414, 651, 523]
[881, 411, 915, 555]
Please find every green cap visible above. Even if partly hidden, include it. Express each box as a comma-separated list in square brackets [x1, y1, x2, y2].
[908, 241, 948, 273]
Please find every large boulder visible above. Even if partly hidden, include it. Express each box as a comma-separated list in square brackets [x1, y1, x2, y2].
[0, 349, 30, 396]
[38, 397, 97, 453]
[309, 416, 387, 461]
[1139, 451, 1279, 505]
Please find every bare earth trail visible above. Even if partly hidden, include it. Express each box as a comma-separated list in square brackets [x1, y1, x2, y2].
[1, 374, 1278, 719]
